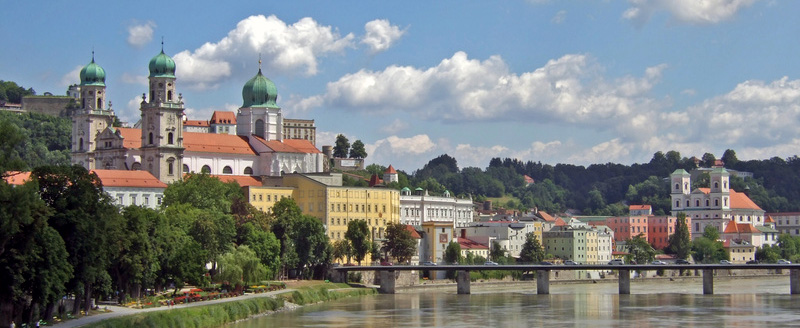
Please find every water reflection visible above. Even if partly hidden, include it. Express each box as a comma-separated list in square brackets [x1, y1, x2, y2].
[231, 277, 800, 327]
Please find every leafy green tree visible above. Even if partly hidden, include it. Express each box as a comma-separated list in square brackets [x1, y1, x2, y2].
[721, 149, 739, 168]
[349, 140, 367, 159]
[489, 241, 505, 261]
[216, 245, 267, 288]
[366, 164, 386, 177]
[33, 165, 123, 315]
[777, 234, 799, 260]
[292, 215, 331, 279]
[331, 239, 352, 263]
[626, 234, 656, 264]
[756, 245, 780, 263]
[154, 224, 207, 295]
[333, 134, 350, 158]
[666, 213, 692, 259]
[189, 211, 236, 277]
[110, 206, 162, 300]
[383, 222, 417, 264]
[0, 80, 35, 103]
[270, 198, 302, 278]
[519, 232, 545, 264]
[0, 118, 27, 174]
[691, 237, 727, 263]
[444, 241, 462, 264]
[236, 222, 280, 280]
[345, 219, 371, 265]
[703, 225, 720, 241]
[162, 173, 243, 214]
[701, 152, 717, 168]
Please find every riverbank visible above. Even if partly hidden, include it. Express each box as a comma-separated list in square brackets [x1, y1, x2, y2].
[53, 281, 376, 328]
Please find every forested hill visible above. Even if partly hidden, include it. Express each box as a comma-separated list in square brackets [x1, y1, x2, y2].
[2, 109, 798, 216]
[376, 152, 800, 216]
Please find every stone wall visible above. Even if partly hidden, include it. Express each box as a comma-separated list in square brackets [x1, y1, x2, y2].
[22, 96, 74, 117]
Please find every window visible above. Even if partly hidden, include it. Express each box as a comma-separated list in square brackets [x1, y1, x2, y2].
[223, 166, 233, 174]
[201, 165, 211, 174]
[79, 138, 84, 151]
[130, 195, 137, 206]
[255, 119, 265, 138]
[149, 132, 154, 145]
[183, 164, 189, 173]
[168, 132, 174, 144]
[244, 167, 253, 175]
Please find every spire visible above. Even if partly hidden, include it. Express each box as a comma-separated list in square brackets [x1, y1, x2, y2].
[258, 53, 262, 73]
[161, 36, 165, 53]
[91, 48, 95, 62]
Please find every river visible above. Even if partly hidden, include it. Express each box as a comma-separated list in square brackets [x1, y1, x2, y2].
[231, 276, 800, 327]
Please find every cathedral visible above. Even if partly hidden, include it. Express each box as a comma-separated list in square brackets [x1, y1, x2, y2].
[70, 48, 325, 183]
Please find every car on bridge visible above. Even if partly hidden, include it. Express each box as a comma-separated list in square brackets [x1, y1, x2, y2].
[720, 260, 732, 264]
[420, 261, 437, 266]
[676, 259, 691, 265]
[651, 260, 667, 265]
[778, 259, 792, 264]
[484, 261, 499, 265]
[608, 259, 624, 265]
[564, 260, 579, 265]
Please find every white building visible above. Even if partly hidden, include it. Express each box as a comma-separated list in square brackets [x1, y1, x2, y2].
[93, 169, 167, 209]
[459, 221, 543, 258]
[399, 188, 474, 228]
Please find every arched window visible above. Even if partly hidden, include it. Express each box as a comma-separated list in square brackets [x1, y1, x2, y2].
[167, 158, 175, 175]
[715, 199, 719, 206]
[255, 119, 265, 138]
[201, 165, 211, 174]
[97, 98, 103, 109]
[79, 138, 84, 151]
[82, 98, 86, 108]
[150, 90, 155, 102]
[705, 200, 709, 206]
[243, 167, 253, 175]
[223, 166, 233, 174]
[168, 132, 174, 145]
[167, 90, 173, 101]
[131, 162, 141, 170]
[183, 164, 189, 173]
[148, 132, 153, 145]
[695, 200, 700, 207]
[714, 182, 719, 189]
[674, 183, 679, 190]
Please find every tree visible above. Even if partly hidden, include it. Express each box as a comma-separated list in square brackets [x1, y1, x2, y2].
[189, 211, 236, 277]
[33, 165, 123, 315]
[703, 225, 720, 241]
[216, 245, 267, 289]
[162, 173, 243, 214]
[444, 241, 462, 264]
[292, 215, 331, 279]
[110, 206, 162, 300]
[489, 241, 505, 261]
[626, 234, 656, 264]
[236, 222, 280, 280]
[349, 140, 367, 159]
[721, 149, 739, 168]
[333, 134, 350, 158]
[331, 239, 352, 263]
[691, 232, 727, 264]
[345, 219, 371, 265]
[383, 223, 417, 264]
[756, 245, 780, 263]
[0, 118, 27, 175]
[666, 213, 692, 259]
[270, 198, 302, 279]
[701, 152, 716, 168]
[519, 232, 545, 264]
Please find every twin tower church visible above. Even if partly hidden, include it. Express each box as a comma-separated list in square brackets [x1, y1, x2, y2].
[70, 48, 326, 183]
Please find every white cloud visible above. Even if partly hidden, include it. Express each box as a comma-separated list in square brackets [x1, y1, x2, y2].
[307, 51, 666, 144]
[567, 139, 631, 164]
[172, 15, 355, 90]
[127, 21, 156, 48]
[623, 0, 759, 26]
[551, 10, 567, 24]
[121, 73, 147, 86]
[60, 65, 83, 87]
[380, 119, 409, 134]
[361, 19, 406, 54]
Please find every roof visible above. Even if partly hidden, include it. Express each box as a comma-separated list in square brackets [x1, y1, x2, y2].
[697, 188, 762, 210]
[629, 205, 651, 210]
[251, 135, 321, 154]
[765, 216, 775, 223]
[184, 120, 210, 127]
[538, 211, 556, 222]
[756, 225, 778, 233]
[115, 127, 143, 149]
[385, 165, 397, 174]
[210, 111, 236, 125]
[92, 169, 168, 188]
[457, 237, 488, 250]
[3, 171, 31, 185]
[211, 175, 262, 187]
[723, 223, 759, 234]
[183, 132, 257, 155]
[554, 217, 567, 226]
[404, 225, 421, 239]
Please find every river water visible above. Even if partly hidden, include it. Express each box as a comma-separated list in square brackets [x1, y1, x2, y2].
[231, 277, 800, 327]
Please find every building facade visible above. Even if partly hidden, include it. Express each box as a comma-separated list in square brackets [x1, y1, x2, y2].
[399, 188, 474, 228]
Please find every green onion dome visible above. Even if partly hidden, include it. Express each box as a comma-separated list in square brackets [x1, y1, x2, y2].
[80, 57, 106, 86]
[148, 50, 176, 78]
[242, 69, 278, 108]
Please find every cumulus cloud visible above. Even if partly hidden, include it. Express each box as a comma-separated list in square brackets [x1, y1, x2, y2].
[127, 21, 156, 48]
[361, 19, 406, 54]
[121, 73, 147, 86]
[172, 15, 355, 90]
[60, 65, 83, 87]
[307, 51, 666, 145]
[623, 0, 759, 26]
[380, 119, 409, 134]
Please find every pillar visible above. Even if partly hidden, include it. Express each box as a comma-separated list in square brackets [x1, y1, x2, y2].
[332, 269, 347, 283]
[537, 270, 550, 295]
[379, 270, 396, 294]
[791, 269, 800, 295]
[457, 270, 471, 294]
[619, 270, 630, 295]
[703, 269, 714, 295]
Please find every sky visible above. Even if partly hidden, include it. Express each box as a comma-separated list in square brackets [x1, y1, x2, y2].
[3, 0, 800, 173]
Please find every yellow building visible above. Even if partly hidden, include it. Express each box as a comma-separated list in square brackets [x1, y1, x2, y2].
[243, 185, 295, 214]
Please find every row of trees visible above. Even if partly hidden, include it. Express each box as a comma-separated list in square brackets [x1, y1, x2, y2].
[0, 80, 35, 104]
[333, 134, 367, 159]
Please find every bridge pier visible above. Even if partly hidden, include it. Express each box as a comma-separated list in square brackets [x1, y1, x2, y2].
[618, 270, 630, 294]
[791, 269, 800, 294]
[331, 269, 347, 283]
[379, 270, 396, 294]
[537, 270, 550, 294]
[703, 269, 714, 294]
[457, 270, 471, 294]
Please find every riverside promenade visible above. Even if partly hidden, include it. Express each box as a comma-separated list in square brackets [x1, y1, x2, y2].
[52, 288, 295, 328]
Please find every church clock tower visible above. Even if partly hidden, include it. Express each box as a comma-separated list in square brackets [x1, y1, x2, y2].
[140, 44, 184, 183]
[71, 53, 115, 170]
[237, 60, 283, 141]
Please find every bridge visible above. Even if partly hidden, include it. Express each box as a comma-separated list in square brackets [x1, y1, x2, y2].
[332, 264, 800, 295]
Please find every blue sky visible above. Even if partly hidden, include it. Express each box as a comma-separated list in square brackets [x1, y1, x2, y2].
[4, 0, 800, 173]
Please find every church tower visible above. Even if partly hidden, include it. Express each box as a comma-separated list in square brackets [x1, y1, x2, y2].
[236, 61, 283, 141]
[139, 45, 184, 183]
[71, 53, 115, 170]
[709, 167, 730, 210]
[670, 169, 691, 214]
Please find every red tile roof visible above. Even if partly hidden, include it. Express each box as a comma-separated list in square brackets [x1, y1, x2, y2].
[92, 170, 168, 188]
[3, 171, 31, 185]
[115, 127, 143, 149]
[184, 120, 210, 127]
[404, 225, 421, 239]
[385, 165, 397, 174]
[696, 188, 762, 210]
[251, 135, 322, 154]
[629, 205, 651, 210]
[211, 175, 262, 187]
[765, 216, 775, 223]
[538, 211, 556, 222]
[458, 237, 488, 250]
[554, 217, 567, 226]
[723, 223, 759, 234]
[210, 111, 236, 124]
[183, 132, 257, 155]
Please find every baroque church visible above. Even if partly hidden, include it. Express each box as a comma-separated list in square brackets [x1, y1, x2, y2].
[70, 48, 325, 183]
